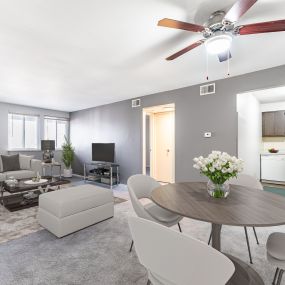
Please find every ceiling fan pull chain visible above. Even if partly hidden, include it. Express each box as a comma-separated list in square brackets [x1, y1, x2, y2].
[206, 51, 209, 80]
[227, 49, 230, 77]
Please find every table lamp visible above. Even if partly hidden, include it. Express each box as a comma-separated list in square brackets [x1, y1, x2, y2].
[41, 140, 55, 163]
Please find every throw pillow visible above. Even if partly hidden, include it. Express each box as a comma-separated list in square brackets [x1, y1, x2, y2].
[1, 154, 20, 172]
[19, 154, 34, 170]
[0, 150, 8, 173]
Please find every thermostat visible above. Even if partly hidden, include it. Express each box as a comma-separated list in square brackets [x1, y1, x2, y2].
[204, 132, 212, 138]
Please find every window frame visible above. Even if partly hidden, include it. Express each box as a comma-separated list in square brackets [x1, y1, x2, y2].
[44, 116, 69, 150]
[8, 112, 40, 151]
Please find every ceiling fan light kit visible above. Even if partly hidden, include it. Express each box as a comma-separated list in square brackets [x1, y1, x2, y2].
[157, 0, 285, 61]
[205, 33, 232, 55]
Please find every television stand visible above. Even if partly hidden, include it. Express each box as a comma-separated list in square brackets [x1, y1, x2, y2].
[83, 162, 120, 189]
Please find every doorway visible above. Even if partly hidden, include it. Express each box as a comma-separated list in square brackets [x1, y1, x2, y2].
[237, 85, 285, 182]
[142, 103, 175, 183]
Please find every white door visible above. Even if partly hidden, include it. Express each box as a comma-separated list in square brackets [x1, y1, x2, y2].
[152, 111, 175, 183]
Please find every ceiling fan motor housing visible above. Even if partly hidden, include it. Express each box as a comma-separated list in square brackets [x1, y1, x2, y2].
[203, 11, 235, 38]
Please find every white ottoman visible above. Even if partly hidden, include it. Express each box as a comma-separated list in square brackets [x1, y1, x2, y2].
[38, 184, 114, 237]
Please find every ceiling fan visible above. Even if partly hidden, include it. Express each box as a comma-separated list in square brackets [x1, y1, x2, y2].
[158, 0, 285, 62]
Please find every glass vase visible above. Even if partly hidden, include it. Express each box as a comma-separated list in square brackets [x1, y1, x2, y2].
[207, 180, 230, 198]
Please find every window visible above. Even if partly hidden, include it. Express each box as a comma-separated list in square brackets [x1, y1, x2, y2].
[8, 113, 39, 150]
[44, 117, 69, 149]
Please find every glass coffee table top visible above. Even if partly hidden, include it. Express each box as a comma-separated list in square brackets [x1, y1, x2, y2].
[1, 176, 70, 212]
[3, 176, 67, 193]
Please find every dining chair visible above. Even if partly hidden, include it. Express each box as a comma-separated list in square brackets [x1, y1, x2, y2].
[266, 232, 285, 285]
[127, 174, 182, 252]
[128, 216, 235, 285]
[208, 173, 263, 264]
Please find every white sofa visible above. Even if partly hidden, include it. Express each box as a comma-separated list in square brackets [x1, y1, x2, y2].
[0, 154, 42, 182]
[38, 184, 114, 237]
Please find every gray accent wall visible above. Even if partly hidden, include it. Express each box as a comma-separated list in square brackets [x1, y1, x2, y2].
[70, 65, 285, 183]
[0, 102, 69, 162]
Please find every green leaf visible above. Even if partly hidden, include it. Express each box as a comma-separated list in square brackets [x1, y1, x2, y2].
[62, 135, 75, 169]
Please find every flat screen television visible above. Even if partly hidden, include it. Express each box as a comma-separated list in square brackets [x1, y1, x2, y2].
[92, 143, 115, 163]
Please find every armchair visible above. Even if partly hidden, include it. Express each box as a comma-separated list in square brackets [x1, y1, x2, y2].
[127, 174, 183, 252]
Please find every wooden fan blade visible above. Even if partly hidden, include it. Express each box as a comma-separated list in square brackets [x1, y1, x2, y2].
[158, 18, 204, 33]
[166, 40, 204, 61]
[218, 51, 232, 62]
[225, 0, 257, 22]
[238, 19, 285, 35]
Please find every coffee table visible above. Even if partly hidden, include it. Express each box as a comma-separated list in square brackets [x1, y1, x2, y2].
[0, 176, 70, 212]
[41, 162, 62, 179]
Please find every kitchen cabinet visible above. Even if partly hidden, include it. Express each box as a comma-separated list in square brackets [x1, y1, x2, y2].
[262, 111, 285, 137]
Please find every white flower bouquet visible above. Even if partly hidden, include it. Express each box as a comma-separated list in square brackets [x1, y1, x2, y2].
[193, 151, 244, 198]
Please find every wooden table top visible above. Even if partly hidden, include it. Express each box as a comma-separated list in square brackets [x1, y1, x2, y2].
[151, 182, 285, 227]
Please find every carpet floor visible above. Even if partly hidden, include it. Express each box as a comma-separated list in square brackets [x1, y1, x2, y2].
[0, 179, 128, 244]
[1, 199, 285, 285]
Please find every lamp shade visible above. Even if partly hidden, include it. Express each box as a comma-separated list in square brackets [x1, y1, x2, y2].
[41, 140, 55, 151]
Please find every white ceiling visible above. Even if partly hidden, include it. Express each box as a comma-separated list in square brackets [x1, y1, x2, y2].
[0, 0, 284, 112]
[252, 85, 285, 103]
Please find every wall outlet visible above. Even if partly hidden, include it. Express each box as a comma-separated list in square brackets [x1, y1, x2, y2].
[204, 132, 212, 138]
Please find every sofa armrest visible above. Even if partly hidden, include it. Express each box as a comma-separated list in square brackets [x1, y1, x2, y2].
[31, 159, 43, 175]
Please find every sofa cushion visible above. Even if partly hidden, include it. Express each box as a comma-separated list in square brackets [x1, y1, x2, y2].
[19, 154, 34, 170]
[1, 154, 20, 172]
[39, 184, 113, 218]
[0, 173, 5, 181]
[4, 170, 35, 180]
[0, 150, 8, 173]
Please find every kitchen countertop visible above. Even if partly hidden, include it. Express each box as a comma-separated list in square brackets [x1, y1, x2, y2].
[260, 152, 285, 156]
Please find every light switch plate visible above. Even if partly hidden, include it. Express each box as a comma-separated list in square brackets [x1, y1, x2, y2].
[204, 132, 212, 138]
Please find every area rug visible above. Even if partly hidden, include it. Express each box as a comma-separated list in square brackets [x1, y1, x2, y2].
[264, 185, 285, 197]
[0, 183, 127, 245]
[1, 200, 285, 285]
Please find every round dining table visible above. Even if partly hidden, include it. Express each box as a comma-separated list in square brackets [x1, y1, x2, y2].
[151, 182, 285, 285]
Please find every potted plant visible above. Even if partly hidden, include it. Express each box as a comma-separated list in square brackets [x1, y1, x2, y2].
[193, 151, 244, 198]
[62, 136, 75, 178]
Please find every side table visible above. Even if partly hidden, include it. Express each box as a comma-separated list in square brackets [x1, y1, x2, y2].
[41, 162, 62, 179]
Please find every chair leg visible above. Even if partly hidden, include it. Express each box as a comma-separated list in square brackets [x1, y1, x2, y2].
[244, 227, 253, 264]
[208, 231, 212, 245]
[178, 222, 182, 233]
[252, 227, 259, 245]
[129, 240, 134, 252]
[277, 269, 284, 285]
[273, 268, 280, 285]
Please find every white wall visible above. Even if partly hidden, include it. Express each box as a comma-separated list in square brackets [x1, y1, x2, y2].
[261, 101, 285, 112]
[237, 93, 262, 179]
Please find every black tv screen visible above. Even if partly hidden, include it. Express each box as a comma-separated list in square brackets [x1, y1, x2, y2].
[92, 143, 115, 163]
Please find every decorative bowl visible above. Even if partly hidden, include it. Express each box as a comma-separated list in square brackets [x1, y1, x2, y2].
[268, 148, 279, 153]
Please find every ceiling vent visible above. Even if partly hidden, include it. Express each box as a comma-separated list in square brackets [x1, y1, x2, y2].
[132, 98, 141, 108]
[200, 83, 215, 96]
